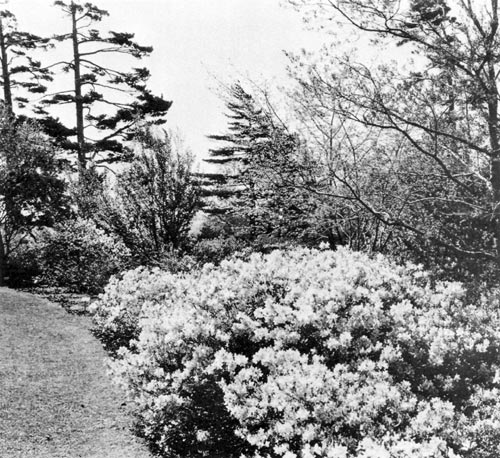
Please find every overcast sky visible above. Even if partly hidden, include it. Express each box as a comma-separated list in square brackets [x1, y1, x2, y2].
[7, 0, 323, 158]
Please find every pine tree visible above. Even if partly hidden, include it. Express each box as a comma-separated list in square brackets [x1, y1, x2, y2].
[38, 1, 172, 174]
[0, 9, 52, 114]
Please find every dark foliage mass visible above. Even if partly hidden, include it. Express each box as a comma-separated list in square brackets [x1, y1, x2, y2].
[0, 111, 68, 286]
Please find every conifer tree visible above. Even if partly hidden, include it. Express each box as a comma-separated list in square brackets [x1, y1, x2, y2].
[203, 83, 316, 245]
[202, 83, 274, 211]
[0, 9, 52, 114]
[39, 1, 172, 174]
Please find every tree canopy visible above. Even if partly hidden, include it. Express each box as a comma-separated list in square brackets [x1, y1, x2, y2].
[37, 1, 172, 173]
[284, 0, 500, 277]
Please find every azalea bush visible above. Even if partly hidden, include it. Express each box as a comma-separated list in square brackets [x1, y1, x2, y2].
[91, 266, 179, 353]
[104, 247, 500, 458]
[38, 218, 130, 294]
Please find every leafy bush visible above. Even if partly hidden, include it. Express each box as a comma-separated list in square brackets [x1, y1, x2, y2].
[38, 218, 130, 294]
[153, 250, 198, 273]
[94, 128, 200, 265]
[0, 113, 69, 286]
[106, 247, 500, 458]
[91, 266, 178, 353]
[5, 236, 42, 287]
[190, 235, 248, 265]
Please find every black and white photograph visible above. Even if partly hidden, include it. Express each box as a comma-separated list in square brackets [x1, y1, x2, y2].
[1, 1, 500, 457]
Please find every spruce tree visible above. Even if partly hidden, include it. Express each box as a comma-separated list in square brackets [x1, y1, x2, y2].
[202, 83, 314, 245]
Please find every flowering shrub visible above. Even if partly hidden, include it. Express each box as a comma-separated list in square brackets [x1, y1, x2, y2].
[108, 247, 500, 458]
[91, 266, 178, 353]
[38, 218, 130, 294]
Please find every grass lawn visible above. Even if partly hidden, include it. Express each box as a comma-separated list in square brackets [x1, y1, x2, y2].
[0, 287, 153, 458]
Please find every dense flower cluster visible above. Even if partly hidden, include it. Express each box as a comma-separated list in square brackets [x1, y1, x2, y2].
[91, 266, 178, 353]
[96, 247, 500, 457]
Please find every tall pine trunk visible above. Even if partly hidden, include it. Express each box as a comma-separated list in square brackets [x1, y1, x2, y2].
[0, 14, 13, 114]
[71, 2, 86, 175]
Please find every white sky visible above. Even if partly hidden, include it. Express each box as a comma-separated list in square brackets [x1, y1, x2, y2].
[6, 0, 324, 159]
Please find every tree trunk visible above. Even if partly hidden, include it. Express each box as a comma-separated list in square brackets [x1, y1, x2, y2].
[486, 35, 500, 267]
[491, 151, 500, 265]
[71, 2, 86, 175]
[0, 15, 13, 114]
[0, 231, 7, 287]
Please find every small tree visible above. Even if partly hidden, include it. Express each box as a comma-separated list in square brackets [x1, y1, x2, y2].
[99, 127, 200, 263]
[0, 111, 68, 285]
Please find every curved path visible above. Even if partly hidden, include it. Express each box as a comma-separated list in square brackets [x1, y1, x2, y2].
[0, 288, 152, 458]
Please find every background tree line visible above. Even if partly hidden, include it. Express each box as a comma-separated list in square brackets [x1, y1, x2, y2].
[2, 0, 499, 292]
[200, 0, 500, 285]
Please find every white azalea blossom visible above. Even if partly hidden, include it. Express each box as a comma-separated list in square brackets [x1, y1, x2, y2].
[93, 247, 500, 457]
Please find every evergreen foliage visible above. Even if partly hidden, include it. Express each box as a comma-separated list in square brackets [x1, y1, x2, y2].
[37, 218, 130, 294]
[38, 1, 172, 173]
[0, 110, 68, 285]
[0, 9, 53, 114]
[202, 83, 323, 248]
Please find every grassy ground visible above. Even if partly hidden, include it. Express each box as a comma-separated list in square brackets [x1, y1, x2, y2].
[0, 287, 153, 458]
